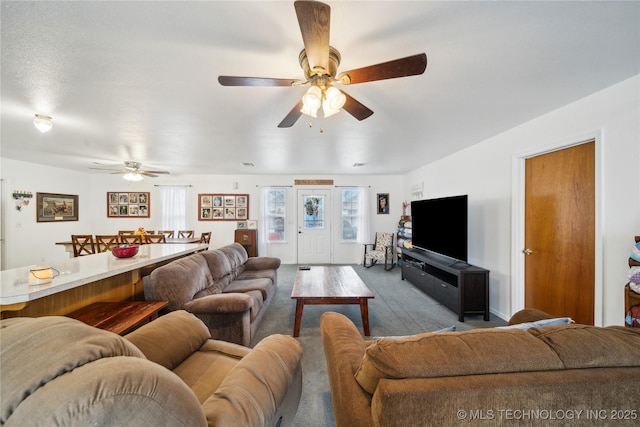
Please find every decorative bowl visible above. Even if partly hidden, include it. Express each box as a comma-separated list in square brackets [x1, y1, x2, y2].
[111, 244, 139, 258]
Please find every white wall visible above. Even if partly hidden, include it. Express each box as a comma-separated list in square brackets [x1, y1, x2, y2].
[404, 75, 640, 326]
[0, 162, 403, 268]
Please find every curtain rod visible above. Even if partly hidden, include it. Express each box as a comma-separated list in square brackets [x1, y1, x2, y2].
[154, 184, 192, 187]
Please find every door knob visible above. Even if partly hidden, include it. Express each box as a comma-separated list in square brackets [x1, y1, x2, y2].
[522, 248, 533, 256]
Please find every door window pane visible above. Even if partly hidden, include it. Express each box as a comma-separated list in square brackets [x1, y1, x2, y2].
[303, 195, 325, 229]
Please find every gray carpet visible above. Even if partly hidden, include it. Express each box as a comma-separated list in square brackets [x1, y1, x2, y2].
[250, 264, 507, 427]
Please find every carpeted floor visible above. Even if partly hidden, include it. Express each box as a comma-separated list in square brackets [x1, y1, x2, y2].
[250, 263, 507, 427]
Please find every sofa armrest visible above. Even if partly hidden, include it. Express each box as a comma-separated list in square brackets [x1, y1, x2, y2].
[183, 293, 253, 314]
[244, 256, 281, 270]
[320, 312, 375, 427]
[508, 308, 556, 325]
[202, 334, 303, 426]
[125, 310, 210, 370]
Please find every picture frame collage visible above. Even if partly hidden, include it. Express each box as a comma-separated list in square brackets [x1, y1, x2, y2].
[107, 192, 150, 218]
[198, 193, 249, 221]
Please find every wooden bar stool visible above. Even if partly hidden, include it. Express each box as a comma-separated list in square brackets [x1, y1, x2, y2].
[95, 235, 119, 252]
[71, 235, 96, 257]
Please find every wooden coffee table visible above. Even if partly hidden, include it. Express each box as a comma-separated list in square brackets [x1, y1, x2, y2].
[291, 266, 375, 337]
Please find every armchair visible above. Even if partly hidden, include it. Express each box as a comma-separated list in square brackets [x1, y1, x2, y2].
[363, 232, 395, 270]
[0, 310, 303, 427]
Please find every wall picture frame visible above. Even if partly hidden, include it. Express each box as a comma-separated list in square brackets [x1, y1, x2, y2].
[377, 193, 390, 215]
[107, 192, 150, 218]
[199, 193, 249, 221]
[37, 192, 79, 222]
[247, 220, 257, 229]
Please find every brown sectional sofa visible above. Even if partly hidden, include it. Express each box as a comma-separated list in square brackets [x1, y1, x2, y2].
[321, 308, 640, 427]
[1, 310, 303, 427]
[144, 242, 280, 346]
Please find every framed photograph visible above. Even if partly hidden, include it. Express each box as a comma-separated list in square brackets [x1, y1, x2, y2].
[198, 193, 249, 221]
[247, 220, 257, 229]
[237, 221, 248, 229]
[377, 193, 390, 215]
[37, 192, 79, 222]
[107, 192, 150, 217]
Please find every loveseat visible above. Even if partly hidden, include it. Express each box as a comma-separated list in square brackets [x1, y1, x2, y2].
[1, 310, 303, 427]
[321, 308, 640, 427]
[144, 243, 280, 346]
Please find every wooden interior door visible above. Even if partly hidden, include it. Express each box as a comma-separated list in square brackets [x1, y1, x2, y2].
[524, 141, 595, 324]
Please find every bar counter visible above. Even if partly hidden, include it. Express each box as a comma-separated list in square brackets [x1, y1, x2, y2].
[0, 243, 208, 317]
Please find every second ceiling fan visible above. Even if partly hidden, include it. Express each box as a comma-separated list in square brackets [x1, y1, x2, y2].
[218, 0, 427, 128]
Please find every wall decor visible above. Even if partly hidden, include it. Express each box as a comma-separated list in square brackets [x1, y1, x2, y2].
[199, 193, 249, 221]
[377, 193, 390, 214]
[37, 192, 79, 222]
[247, 220, 257, 229]
[107, 192, 150, 218]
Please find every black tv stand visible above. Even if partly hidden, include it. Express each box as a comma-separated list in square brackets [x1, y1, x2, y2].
[401, 248, 490, 321]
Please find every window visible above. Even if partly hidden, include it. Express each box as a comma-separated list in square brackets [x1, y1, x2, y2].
[264, 188, 286, 242]
[303, 195, 325, 229]
[341, 189, 361, 241]
[159, 186, 187, 232]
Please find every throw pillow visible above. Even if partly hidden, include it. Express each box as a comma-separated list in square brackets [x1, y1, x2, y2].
[496, 317, 574, 330]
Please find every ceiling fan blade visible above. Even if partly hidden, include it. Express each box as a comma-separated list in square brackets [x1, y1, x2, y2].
[294, 0, 330, 72]
[140, 172, 159, 178]
[278, 100, 304, 128]
[338, 53, 427, 85]
[341, 91, 374, 121]
[89, 166, 121, 171]
[140, 170, 170, 175]
[218, 76, 300, 87]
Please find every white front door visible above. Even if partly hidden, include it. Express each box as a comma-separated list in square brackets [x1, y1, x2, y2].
[297, 189, 331, 264]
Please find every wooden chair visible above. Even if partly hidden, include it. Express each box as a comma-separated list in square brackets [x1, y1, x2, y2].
[118, 230, 135, 235]
[144, 230, 155, 235]
[199, 232, 211, 244]
[178, 230, 194, 238]
[144, 234, 167, 244]
[363, 232, 395, 270]
[71, 235, 96, 257]
[95, 235, 119, 252]
[159, 230, 175, 238]
[120, 234, 143, 245]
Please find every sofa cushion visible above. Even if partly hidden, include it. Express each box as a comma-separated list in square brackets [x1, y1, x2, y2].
[1, 316, 145, 424]
[224, 278, 274, 301]
[354, 328, 564, 395]
[200, 250, 233, 293]
[173, 340, 250, 404]
[218, 243, 248, 279]
[528, 324, 640, 369]
[148, 254, 216, 311]
[125, 310, 211, 371]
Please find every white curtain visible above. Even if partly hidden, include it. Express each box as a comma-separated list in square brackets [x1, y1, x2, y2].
[159, 186, 187, 232]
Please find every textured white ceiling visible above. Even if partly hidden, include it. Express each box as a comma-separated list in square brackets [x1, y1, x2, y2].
[1, 1, 639, 177]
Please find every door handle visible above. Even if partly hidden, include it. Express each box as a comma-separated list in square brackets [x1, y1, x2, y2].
[522, 248, 533, 256]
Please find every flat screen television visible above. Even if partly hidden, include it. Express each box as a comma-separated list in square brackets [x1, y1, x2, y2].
[411, 195, 468, 262]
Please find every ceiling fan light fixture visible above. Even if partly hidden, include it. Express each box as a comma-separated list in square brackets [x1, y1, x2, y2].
[323, 86, 346, 117]
[301, 85, 322, 117]
[123, 172, 143, 182]
[33, 114, 53, 133]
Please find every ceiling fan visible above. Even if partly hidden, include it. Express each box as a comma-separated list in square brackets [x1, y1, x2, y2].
[218, 0, 427, 128]
[89, 161, 170, 180]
